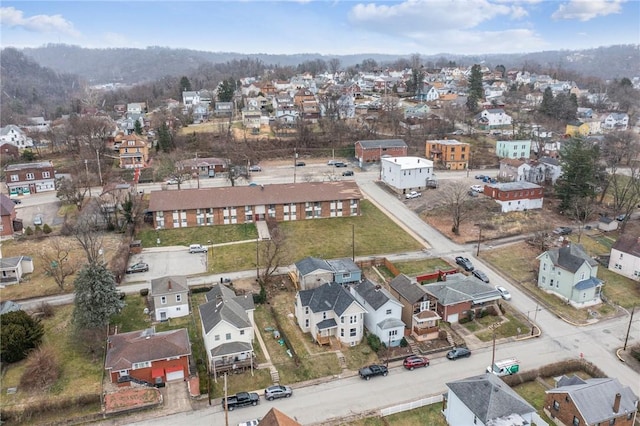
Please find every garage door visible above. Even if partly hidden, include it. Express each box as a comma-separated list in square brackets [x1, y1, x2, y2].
[165, 367, 184, 381]
[447, 313, 459, 323]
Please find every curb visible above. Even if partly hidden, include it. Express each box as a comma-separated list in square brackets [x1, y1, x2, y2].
[615, 348, 626, 363]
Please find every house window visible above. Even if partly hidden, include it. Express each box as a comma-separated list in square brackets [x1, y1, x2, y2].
[323, 312, 327, 320]
[42, 171, 50, 178]
[473, 416, 478, 424]
[240, 330, 245, 335]
[573, 416, 580, 426]
[340, 328, 344, 337]
[541, 276, 546, 284]
[305, 307, 309, 315]
[176, 307, 181, 311]
[342, 273, 351, 280]
[543, 264, 547, 271]
[609, 418, 616, 425]
[550, 279, 554, 287]
[350, 315, 357, 324]
[160, 296, 167, 305]
[176, 294, 182, 302]
[26, 173, 35, 180]
[350, 328, 356, 337]
[389, 330, 398, 337]
[553, 400, 560, 410]
[214, 335, 220, 341]
[341, 316, 344, 324]
[225, 333, 231, 340]
[132, 361, 151, 370]
[10, 175, 18, 182]
[386, 309, 392, 315]
[305, 319, 309, 328]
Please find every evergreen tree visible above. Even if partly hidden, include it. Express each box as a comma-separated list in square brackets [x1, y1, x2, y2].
[179, 76, 191, 92]
[218, 78, 236, 102]
[540, 87, 554, 115]
[0, 310, 44, 363]
[556, 137, 605, 211]
[133, 119, 143, 135]
[468, 64, 484, 100]
[73, 262, 123, 330]
[157, 122, 172, 153]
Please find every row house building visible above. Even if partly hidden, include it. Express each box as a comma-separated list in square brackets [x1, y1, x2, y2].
[5, 161, 56, 197]
[147, 181, 362, 229]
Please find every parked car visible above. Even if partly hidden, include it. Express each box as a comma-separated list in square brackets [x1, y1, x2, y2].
[248, 165, 262, 172]
[222, 391, 259, 411]
[616, 214, 627, 221]
[405, 191, 421, 199]
[403, 355, 430, 370]
[470, 184, 484, 193]
[295, 161, 306, 167]
[455, 256, 474, 271]
[165, 178, 179, 185]
[189, 244, 208, 253]
[342, 170, 354, 176]
[495, 285, 512, 300]
[126, 262, 149, 274]
[334, 162, 347, 168]
[264, 385, 292, 401]
[33, 215, 43, 226]
[11, 199, 21, 205]
[238, 420, 260, 426]
[451, 129, 464, 135]
[446, 347, 471, 360]
[472, 270, 490, 283]
[358, 364, 388, 380]
[475, 174, 486, 180]
[552, 226, 572, 235]
[327, 159, 338, 165]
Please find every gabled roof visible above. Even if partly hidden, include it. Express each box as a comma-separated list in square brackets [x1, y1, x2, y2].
[148, 181, 362, 212]
[389, 274, 426, 304]
[352, 278, 398, 310]
[199, 284, 254, 334]
[0, 256, 30, 270]
[540, 243, 597, 272]
[151, 276, 188, 296]
[105, 328, 191, 371]
[546, 377, 638, 424]
[612, 235, 640, 257]
[0, 300, 22, 315]
[447, 373, 535, 423]
[295, 257, 332, 276]
[0, 193, 16, 216]
[423, 273, 502, 305]
[297, 282, 363, 317]
[258, 407, 302, 426]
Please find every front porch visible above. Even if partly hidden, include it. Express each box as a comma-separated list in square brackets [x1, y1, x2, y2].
[412, 310, 441, 342]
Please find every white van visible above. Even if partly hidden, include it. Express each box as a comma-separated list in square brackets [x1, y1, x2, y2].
[486, 358, 520, 376]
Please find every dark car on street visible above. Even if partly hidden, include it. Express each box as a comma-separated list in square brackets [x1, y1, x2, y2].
[403, 355, 430, 370]
[552, 226, 572, 235]
[446, 347, 471, 360]
[455, 256, 474, 271]
[342, 170, 354, 176]
[126, 262, 149, 274]
[358, 364, 388, 380]
[472, 270, 490, 283]
[295, 161, 306, 167]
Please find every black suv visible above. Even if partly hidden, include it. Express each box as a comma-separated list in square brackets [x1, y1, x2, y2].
[455, 256, 474, 271]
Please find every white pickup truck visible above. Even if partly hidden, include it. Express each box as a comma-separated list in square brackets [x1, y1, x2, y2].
[405, 191, 421, 199]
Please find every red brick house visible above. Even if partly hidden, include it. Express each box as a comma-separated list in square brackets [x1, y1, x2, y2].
[147, 181, 362, 229]
[544, 376, 637, 426]
[0, 143, 20, 161]
[105, 328, 191, 386]
[0, 194, 17, 237]
[484, 181, 544, 213]
[4, 161, 56, 197]
[355, 139, 408, 164]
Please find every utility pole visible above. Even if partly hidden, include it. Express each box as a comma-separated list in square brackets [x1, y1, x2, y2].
[84, 159, 91, 197]
[255, 238, 260, 280]
[96, 149, 103, 187]
[223, 373, 229, 426]
[531, 303, 539, 336]
[352, 224, 355, 261]
[623, 306, 635, 350]
[476, 226, 482, 256]
[293, 148, 297, 183]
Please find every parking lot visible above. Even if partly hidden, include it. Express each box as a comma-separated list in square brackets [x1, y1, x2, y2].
[122, 247, 208, 284]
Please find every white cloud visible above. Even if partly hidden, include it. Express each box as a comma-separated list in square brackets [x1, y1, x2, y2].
[0, 6, 80, 37]
[510, 5, 529, 19]
[551, 0, 625, 21]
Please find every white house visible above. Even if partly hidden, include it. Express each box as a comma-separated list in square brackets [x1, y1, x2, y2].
[476, 108, 513, 128]
[603, 112, 629, 131]
[0, 125, 33, 149]
[381, 156, 434, 193]
[150, 276, 189, 321]
[445, 373, 536, 426]
[199, 284, 255, 372]
[350, 279, 405, 347]
[536, 243, 603, 307]
[608, 235, 640, 281]
[295, 282, 366, 347]
[498, 159, 531, 182]
[485, 181, 544, 213]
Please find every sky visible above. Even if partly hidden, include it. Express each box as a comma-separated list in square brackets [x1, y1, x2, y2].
[1, 0, 639, 56]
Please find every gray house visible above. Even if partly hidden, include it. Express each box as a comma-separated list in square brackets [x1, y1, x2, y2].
[150, 276, 190, 321]
[350, 279, 405, 347]
[326, 258, 361, 285]
[444, 373, 536, 426]
[0, 256, 34, 285]
[536, 243, 603, 307]
[294, 256, 361, 289]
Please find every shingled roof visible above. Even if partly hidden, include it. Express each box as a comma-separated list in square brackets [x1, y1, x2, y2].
[352, 278, 396, 310]
[447, 373, 535, 423]
[389, 274, 426, 304]
[151, 276, 188, 296]
[295, 257, 332, 276]
[297, 282, 362, 317]
[105, 328, 191, 371]
[544, 243, 597, 272]
[423, 273, 502, 305]
[199, 284, 254, 334]
[148, 181, 362, 212]
[612, 234, 640, 257]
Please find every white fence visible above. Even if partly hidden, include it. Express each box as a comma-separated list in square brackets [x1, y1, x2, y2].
[532, 412, 549, 426]
[380, 394, 443, 417]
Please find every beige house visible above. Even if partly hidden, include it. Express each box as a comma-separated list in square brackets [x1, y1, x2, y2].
[116, 133, 149, 169]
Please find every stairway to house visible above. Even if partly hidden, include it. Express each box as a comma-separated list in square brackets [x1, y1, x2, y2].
[336, 351, 347, 370]
[270, 366, 280, 384]
[406, 336, 420, 354]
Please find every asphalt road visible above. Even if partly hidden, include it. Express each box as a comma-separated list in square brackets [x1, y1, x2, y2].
[11, 160, 640, 425]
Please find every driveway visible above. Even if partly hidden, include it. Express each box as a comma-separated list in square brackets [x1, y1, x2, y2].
[123, 247, 208, 284]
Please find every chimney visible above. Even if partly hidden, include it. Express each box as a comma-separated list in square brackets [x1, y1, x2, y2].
[168, 280, 172, 291]
[375, 285, 381, 291]
[613, 392, 621, 413]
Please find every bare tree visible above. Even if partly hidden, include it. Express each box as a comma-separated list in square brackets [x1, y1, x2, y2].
[438, 181, 476, 235]
[41, 237, 78, 290]
[571, 196, 598, 243]
[258, 219, 290, 284]
[56, 176, 88, 210]
[328, 58, 341, 75]
[73, 215, 104, 265]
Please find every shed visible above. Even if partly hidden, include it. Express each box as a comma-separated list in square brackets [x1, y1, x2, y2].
[598, 217, 618, 232]
[129, 240, 142, 254]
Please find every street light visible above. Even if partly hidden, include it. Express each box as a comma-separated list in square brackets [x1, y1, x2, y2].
[207, 239, 212, 272]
